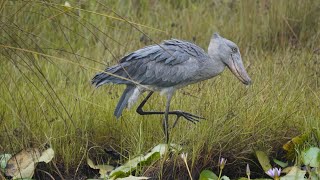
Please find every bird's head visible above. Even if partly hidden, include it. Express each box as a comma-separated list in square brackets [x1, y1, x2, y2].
[208, 33, 252, 85]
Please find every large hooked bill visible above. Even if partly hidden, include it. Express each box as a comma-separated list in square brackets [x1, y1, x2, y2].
[228, 54, 252, 85]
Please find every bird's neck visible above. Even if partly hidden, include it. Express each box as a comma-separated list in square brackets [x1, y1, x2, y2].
[207, 41, 226, 73]
[207, 54, 226, 75]
[195, 55, 226, 81]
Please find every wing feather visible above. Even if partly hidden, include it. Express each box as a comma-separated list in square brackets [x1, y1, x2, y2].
[103, 39, 209, 87]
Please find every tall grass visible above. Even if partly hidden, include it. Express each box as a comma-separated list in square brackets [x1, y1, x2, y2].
[1, 0, 320, 178]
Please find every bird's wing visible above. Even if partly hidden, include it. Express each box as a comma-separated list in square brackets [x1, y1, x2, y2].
[120, 39, 208, 65]
[102, 39, 209, 87]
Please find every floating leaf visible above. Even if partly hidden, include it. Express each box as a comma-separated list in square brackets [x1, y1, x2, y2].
[237, 178, 271, 180]
[199, 169, 218, 180]
[87, 157, 114, 178]
[141, 144, 168, 165]
[169, 143, 182, 152]
[301, 147, 320, 167]
[109, 144, 168, 178]
[109, 155, 145, 178]
[38, 148, 54, 163]
[117, 175, 149, 180]
[221, 175, 230, 180]
[280, 166, 306, 180]
[273, 159, 288, 168]
[283, 134, 308, 160]
[283, 134, 308, 151]
[4, 148, 54, 179]
[281, 167, 292, 174]
[5, 148, 40, 179]
[0, 154, 12, 173]
[255, 150, 272, 172]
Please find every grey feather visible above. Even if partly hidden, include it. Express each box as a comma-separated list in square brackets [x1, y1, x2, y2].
[92, 39, 210, 87]
[114, 85, 135, 118]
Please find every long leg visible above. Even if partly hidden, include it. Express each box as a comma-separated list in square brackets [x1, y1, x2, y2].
[163, 92, 173, 143]
[136, 92, 205, 123]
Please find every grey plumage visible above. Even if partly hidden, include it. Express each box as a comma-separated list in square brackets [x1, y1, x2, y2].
[92, 33, 252, 143]
[92, 39, 209, 88]
[114, 85, 135, 118]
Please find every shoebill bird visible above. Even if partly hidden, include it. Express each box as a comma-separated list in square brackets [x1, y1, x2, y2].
[92, 33, 252, 143]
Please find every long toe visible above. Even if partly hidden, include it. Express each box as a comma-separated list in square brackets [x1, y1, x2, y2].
[175, 110, 205, 123]
[171, 113, 197, 129]
[183, 112, 205, 120]
[183, 114, 200, 123]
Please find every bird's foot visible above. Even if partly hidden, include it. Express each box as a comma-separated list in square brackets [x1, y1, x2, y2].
[172, 110, 205, 128]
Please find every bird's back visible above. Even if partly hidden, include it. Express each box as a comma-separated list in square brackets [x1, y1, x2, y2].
[92, 39, 211, 89]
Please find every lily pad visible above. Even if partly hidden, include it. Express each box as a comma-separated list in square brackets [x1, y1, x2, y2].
[273, 159, 288, 168]
[5, 148, 41, 178]
[87, 157, 114, 178]
[280, 166, 306, 180]
[281, 167, 293, 174]
[221, 175, 230, 180]
[283, 134, 308, 160]
[255, 151, 272, 172]
[38, 148, 54, 163]
[238, 178, 271, 180]
[109, 144, 168, 178]
[199, 170, 218, 180]
[4, 148, 54, 179]
[117, 175, 149, 179]
[301, 147, 320, 167]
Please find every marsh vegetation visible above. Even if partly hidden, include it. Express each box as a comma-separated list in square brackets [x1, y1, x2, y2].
[1, 0, 320, 179]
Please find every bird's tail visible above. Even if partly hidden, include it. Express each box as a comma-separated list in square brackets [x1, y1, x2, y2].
[91, 65, 128, 87]
[114, 85, 135, 118]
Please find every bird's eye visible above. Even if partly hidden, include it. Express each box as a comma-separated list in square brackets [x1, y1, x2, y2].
[232, 47, 237, 53]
